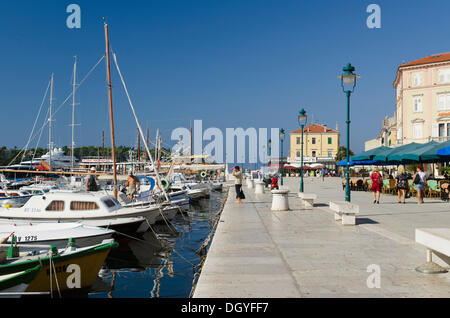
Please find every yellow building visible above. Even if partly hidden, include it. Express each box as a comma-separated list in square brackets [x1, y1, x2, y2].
[288, 123, 340, 167]
[394, 53, 450, 144]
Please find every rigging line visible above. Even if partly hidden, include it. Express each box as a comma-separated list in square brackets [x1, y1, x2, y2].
[111, 51, 169, 202]
[23, 55, 106, 148]
[6, 84, 51, 167]
[21, 79, 52, 161]
[31, 106, 51, 164]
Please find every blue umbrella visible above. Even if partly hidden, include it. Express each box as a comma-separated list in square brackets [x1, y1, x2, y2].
[437, 145, 450, 156]
[337, 158, 382, 166]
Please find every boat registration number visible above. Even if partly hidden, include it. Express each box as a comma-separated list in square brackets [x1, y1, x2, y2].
[23, 208, 41, 213]
[16, 236, 38, 242]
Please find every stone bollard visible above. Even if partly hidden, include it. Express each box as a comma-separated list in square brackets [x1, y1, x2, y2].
[254, 181, 265, 194]
[271, 189, 290, 211]
[247, 178, 254, 189]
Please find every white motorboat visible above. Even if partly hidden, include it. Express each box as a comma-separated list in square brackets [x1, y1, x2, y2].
[111, 191, 181, 223]
[0, 222, 115, 250]
[0, 191, 161, 232]
[10, 148, 79, 171]
[0, 184, 33, 208]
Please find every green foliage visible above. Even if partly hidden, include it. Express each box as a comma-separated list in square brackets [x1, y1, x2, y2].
[335, 146, 354, 162]
[439, 166, 450, 175]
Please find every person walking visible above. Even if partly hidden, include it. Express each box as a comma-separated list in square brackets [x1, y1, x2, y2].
[413, 166, 427, 204]
[232, 166, 244, 204]
[370, 167, 382, 204]
[395, 165, 408, 204]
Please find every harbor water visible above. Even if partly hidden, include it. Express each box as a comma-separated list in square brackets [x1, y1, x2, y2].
[89, 188, 227, 298]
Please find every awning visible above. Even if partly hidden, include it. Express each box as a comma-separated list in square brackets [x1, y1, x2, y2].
[389, 141, 449, 163]
[351, 146, 392, 161]
[373, 142, 423, 163]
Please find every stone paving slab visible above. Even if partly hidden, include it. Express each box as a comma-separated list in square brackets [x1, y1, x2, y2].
[193, 177, 450, 298]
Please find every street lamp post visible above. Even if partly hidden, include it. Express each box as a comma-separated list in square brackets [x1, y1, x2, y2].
[338, 63, 359, 202]
[268, 139, 272, 168]
[297, 109, 307, 193]
[279, 128, 285, 186]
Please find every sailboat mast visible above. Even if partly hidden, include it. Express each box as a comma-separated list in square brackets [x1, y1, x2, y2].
[71, 56, 77, 170]
[48, 73, 54, 170]
[104, 22, 118, 199]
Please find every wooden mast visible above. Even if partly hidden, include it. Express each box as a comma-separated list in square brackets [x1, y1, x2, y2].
[104, 21, 118, 199]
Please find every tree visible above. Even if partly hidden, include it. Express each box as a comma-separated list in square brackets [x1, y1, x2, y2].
[335, 146, 354, 162]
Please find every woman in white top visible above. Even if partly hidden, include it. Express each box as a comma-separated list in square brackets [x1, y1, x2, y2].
[232, 166, 244, 204]
[413, 166, 427, 204]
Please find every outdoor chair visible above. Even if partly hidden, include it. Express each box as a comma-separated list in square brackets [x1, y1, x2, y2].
[408, 180, 417, 197]
[426, 180, 438, 198]
[388, 179, 396, 194]
[382, 179, 390, 194]
[366, 179, 372, 191]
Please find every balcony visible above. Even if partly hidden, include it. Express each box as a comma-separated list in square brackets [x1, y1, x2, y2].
[427, 136, 450, 143]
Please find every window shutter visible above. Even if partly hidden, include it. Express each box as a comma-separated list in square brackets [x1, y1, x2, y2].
[432, 124, 438, 137]
[438, 95, 445, 110]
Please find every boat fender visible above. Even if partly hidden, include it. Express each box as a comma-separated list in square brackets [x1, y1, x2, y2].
[160, 177, 169, 190]
[200, 171, 207, 178]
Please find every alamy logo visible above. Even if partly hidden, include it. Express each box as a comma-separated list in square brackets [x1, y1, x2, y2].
[366, 4, 381, 29]
[366, 264, 381, 289]
[66, 4, 81, 29]
[171, 120, 280, 164]
[66, 264, 81, 289]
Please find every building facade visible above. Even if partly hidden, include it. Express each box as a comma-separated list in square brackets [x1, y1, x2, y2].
[288, 123, 340, 168]
[394, 53, 450, 145]
[364, 115, 397, 151]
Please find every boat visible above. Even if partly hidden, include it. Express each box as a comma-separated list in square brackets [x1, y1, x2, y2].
[0, 265, 41, 298]
[0, 191, 161, 232]
[0, 237, 117, 295]
[9, 148, 79, 171]
[0, 223, 115, 250]
[0, 183, 33, 208]
[111, 191, 181, 223]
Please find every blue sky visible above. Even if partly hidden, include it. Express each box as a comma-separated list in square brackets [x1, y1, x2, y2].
[1, 0, 449, 158]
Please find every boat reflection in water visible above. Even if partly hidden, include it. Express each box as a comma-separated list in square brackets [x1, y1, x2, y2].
[89, 190, 226, 298]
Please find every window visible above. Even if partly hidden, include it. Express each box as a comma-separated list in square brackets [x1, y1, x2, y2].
[437, 93, 450, 111]
[438, 69, 450, 83]
[413, 73, 422, 87]
[327, 150, 332, 157]
[413, 124, 423, 139]
[328, 137, 332, 145]
[447, 124, 450, 138]
[46, 201, 65, 211]
[312, 150, 317, 157]
[413, 96, 422, 112]
[312, 138, 316, 145]
[296, 137, 301, 145]
[296, 151, 301, 157]
[103, 199, 116, 208]
[70, 201, 100, 211]
[439, 123, 445, 137]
